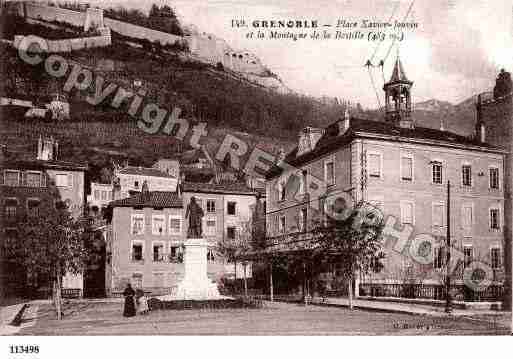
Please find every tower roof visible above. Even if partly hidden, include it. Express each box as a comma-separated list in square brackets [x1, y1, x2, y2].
[388, 56, 412, 84]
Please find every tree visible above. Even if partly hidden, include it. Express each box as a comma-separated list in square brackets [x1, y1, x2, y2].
[216, 220, 254, 296]
[3, 199, 87, 319]
[311, 201, 385, 309]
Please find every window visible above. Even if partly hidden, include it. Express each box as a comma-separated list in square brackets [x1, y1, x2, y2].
[400, 201, 414, 225]
[432, 161, 443, 184]
[461, 204, 473, 230]
[132, 243, 143, 261]
[325, 160, 335, 185]
[278, 181, 286, 201]
[205, 218, 216, 236]
[26, 171, 42, 187]
[4, 198, 17, 219]
[401, 155, 413, 181]
[134, 181, 139, 188]
[490, 208, 500, 230]
[206, 199, 216, 213]
[299, 208, 307, 232]
[227, 226, 236, 239]
[27, 199, 40, 217]
[94, 190, 100, 200]
[368, 153, 382, 178]
[131, 214, 145, 235]
[4, 170, 20, 186]
[207, 248, 215, 262]
[169, 216, 181, 235]
[432, 202, 444, 227]
[55, 173, 71, 187]
[489, 167, 499, 189]
[491, 248, 501, 269]
[152, 215, 165, 235]
[227, 201, 236, 215]
[462, 165, 472, 187]
[463, 246, 473, 268]
[153, 243, 164, 262]
[170, 246, 179, 259]
[101, 191, 108, 201]
[433, 246, 444, 269]
[279, 216, 286, 234]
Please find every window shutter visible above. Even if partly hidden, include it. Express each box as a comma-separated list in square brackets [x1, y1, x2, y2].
[67, 174, 73, 188]
[0, 171, 3, 185]
[41, 173, 47, 187]
[21, 171, 27, 186]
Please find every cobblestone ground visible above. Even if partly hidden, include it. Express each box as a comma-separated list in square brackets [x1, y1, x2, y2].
[16, 301, 511, 335]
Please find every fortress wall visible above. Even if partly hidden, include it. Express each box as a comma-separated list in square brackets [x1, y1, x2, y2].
[104, 17, 182, 45]
[14, 33, 112, 53]
[24, 3, 85, 28]
[17, 3, 269, 75]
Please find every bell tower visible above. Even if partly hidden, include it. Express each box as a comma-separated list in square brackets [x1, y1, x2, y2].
[383, 55, 414, 129]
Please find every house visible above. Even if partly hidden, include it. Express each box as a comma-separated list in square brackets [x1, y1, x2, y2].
[113, 163, 178, 200]
[0, 136, 87, 297]
[265, 57, 506, 300]
[105, 180, 258, 295]
[87, 182, 113, 211]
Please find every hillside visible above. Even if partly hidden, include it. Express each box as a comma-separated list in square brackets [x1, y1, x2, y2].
[0, 11, 346, 184]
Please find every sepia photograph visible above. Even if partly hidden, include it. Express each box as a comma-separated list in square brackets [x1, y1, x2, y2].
[0, 0, 512, 354]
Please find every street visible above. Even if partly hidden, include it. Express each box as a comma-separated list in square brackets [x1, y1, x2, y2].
[16, 301, 510, 336]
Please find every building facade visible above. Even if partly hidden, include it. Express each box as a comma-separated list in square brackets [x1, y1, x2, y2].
[475, 69, 513, 306]
[0, 137, 87, 297]
[113, 165, 178, 200]
[265, 58, 506, 300]
[106, 182, 258, 295]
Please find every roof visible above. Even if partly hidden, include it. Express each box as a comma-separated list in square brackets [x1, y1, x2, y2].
[266, 117, 503, 179]
[182, 181, 258, 196]
[387, 57, 412, 85]
[110, 191, 183, 208]
[117, 166, 176, 178]
[1, 156, 87, 172]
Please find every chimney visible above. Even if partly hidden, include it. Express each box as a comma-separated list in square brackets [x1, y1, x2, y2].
[297, 127, 324, 156]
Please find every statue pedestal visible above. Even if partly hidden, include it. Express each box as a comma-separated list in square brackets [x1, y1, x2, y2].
[169, 238, 221, 300]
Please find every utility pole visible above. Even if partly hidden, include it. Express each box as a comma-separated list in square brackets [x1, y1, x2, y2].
[445, 180, 453, 313]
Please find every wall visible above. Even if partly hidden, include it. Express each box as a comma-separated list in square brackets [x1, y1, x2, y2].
[478, 94, 513, 304]
[266, 145, 352, 237]
[23, 2, 86, 28]
[46, 169, 86, 219]
[361, 139, 505, 284]
[13, 31, 112, 53]
[18, 3, 269, 75]
[104, 17, 182, 46]
[115, 172, 178, 199]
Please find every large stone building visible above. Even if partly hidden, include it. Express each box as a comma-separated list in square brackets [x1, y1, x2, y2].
[0, 137, 87, 297]
[105, 181, 258, 295]
[475, 69, 513, 307]
[265, 58, 506, 300]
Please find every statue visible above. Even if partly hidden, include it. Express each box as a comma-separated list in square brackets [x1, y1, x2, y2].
[185, 196, 204, 238]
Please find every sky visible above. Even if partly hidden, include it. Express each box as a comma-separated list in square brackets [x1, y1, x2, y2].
[77, 0, 512, 108]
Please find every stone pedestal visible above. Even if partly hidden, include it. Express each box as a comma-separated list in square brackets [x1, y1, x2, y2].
[167, 238, 221, 300]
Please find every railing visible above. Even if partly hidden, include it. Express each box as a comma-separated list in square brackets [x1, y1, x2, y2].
[359, 283, 504, 302]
